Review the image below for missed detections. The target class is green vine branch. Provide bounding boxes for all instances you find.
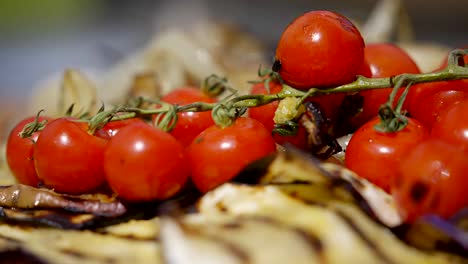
[21,49,468,137]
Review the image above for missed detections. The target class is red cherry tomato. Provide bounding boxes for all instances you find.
[392,139,468,222]
[350,43,420,129]
[34,118,107,194]
[95,118,146,140]
[104,122,189,201]
[274,10,365,89]
[345,118,428,192]
[407,80,468,116]
[157,87,216,147]
[248,82,308,149]
[411,90,468,129]
[6,115,52,186]
[187,117,277,193]
[431,99,468,152]
[248,82,283,131]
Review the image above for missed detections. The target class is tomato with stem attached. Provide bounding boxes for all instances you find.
[95,118,147,140]
[350,43,421,129]
[187,117,277,193]
[104,122,189,201]
[34,118,107,194]
[274,10,365,89]
[345,117,428,192]
[6,115,52,186]
[156,87,216,147]
[392,139,468,222]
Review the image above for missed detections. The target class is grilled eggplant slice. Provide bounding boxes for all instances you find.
[233,148,401,227]
[0,184,126,217]
[192,183,466,264]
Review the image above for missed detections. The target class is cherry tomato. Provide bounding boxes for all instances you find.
[157,87,216,147]
[104,122,189,201]
[345,118,428,192]
[350,43,421,129]
[248,81,308,149]
[95,118,146,140]
[34,118,107,194]
[187,117,277,193]
[274,10,365,89]
[407,80,468,117]
[6,115,52,186]
[431,99,468,152]
[248,82,283,131]
[410,89,468,129]
[393,139,468,222]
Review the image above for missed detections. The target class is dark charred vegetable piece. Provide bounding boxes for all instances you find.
[301,102,342,159]
[392,213,468,257]
[0,247,48,264]
[0,184,127,217]
[0,183,201,230]
[334,93,365,135]
[0,207,97,229]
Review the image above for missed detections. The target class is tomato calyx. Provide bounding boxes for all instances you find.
[19,110,49,139]
[250,65,284,94]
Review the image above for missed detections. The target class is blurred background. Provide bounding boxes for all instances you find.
[0,0,467,102]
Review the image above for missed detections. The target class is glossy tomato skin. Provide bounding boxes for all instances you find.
[345,118,428,192]
[275,10,365,89]
[34,118,107,194]
[95,118,146,140]
[407,80,468,117]
[104,122,189,202]
[393,139,468,222]
[411,90,468,129]
[248,82,308,149]
[6,116,52,186]
[431,99,468,152]
[159,87,216,147]
[351,44,420,129]
[187,117,277,193]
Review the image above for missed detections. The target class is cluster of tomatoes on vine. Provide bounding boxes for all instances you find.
[5,10,468,223]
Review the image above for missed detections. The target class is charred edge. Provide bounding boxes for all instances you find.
[95,230,159,242]
[0,211,92,230]
[0,247,49,264]
[335,210,395,264]
[0,233,22,244]
[334,93,364,136]
[156,189,203,216]
[59,248,116,264]
[232,153,277,184]
[208,235,251,264]
[222,222,243,229]
[391,223,468,257]
[293,228,326,263]
[176,220,251,264]
[336,180,385,226]
[248,216,327,262]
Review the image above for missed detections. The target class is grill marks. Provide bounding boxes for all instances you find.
[334,210,395,264]
[293,228,326,263]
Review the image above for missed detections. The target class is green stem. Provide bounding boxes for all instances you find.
[24,49,466,134]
